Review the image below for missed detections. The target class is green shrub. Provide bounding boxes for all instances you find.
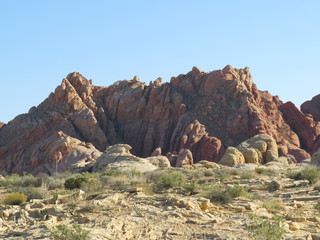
[285,167,320,184]
[50,223,91,240]
[284,169,300,179]
[239,170,255,179]
[207,184,247,204]
[245,214,285,240]
[183,182,199,195]
[255,168,277,176]
[151,170,185,192]
[262,199,285,213]
[203,169,215,177]
[64,172,96,190]
[17,174,42,187]
[229,184,247,198]
[207,185,233,204]
[4,192,27,205]
[214,169,231,182]
[15,187,50,200]
[299,167,320,184]
[101,169,122,176]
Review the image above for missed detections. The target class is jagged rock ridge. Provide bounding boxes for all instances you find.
[0,65,319,174]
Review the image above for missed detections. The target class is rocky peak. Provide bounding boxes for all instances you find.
[0,66,319,174]
[0,122,5,129]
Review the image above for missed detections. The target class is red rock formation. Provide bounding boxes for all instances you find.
[301,94,320,121]
[0,66,318,174]
[0,122,5,129]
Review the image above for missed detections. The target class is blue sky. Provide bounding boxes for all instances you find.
[1,1,319,123]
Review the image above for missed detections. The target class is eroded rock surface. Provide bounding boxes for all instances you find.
[0,66,319,174]
[92,144,169,173]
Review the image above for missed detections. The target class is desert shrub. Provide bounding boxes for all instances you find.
[285,167,320,184]
[64,172,96,190]
[255,168,277,176]
[229,184,247,198]
[214,169,231,182]
[299,167,320,184]
[207,184,247,204]
[101,169,122,177]
[245,214,285,240]
[16,174,42,187]
[0,174,20,187]
[262,199,285,213]
[150,169,185,192]
[239,170,255,179]
[183,182,199,195]
[4,192,27,205]
[203,169,215,177]
[207,185,233,204]
[50,223,91,240]
[314,201,320,211]
[186,169,205,180]
[284,169,300,179]
[15,187,50,200]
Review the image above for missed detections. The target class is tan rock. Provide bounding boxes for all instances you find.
[219,147,245,166]
[237,134,278,164]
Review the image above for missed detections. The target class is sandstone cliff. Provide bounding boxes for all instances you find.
[0,66,318,174]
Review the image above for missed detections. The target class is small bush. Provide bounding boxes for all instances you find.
[17,174,42,187]
[150,170,185,192]
[207,185,233,204]
[255,168,277,176]
[262,199,285,213]
[15,187,50,200]
[245,214,285,240]
[299,167,320,184]
[207,184,247,204]
[239,170,255,179]
[183,182,199,195]
[229,184,247,198]
[101,169,122,176]
[64,172,96,190]
[284,169,300,179]
[203,169,215,177]
[50,223,91,240]
[285,167,320,184]
[214,169,231,182]
[4,192,27,205]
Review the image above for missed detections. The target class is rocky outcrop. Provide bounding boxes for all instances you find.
[92,144,169,173]
[0,66,319,174]
[220,134,278,166]
[237,134,278,164]
[0,122,5,129]
[279,102,320,156]
[219,147,245,166]
[301,94,320,121]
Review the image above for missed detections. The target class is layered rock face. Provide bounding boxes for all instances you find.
[0,66,319,174]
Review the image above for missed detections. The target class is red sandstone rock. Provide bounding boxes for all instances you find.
[301,94,320,121]
[151,147,162,156]
[0,66,319,174]
[176,149,193,167]
[0,122,5,129]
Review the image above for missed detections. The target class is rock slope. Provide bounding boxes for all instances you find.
[0,66,319,174]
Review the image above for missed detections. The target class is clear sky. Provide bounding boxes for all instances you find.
[1,1,319,123]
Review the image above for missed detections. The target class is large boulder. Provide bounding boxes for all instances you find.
[92,144,164,173]
[237,134,278,164]
[219,147,245,166]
